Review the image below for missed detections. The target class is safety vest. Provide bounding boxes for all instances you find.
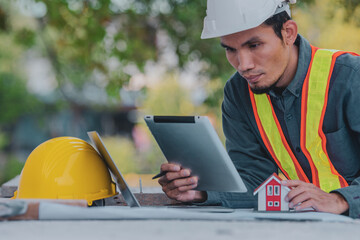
[249,46,359,192]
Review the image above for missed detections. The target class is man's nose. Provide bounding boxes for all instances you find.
[237,52,255,73]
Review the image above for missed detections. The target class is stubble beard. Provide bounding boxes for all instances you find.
[249,78,280,94]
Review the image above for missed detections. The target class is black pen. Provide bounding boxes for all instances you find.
[152,171,167,179]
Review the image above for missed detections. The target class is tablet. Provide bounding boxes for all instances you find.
[144,115,247,192]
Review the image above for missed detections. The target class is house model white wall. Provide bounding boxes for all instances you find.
[253,173,291,211]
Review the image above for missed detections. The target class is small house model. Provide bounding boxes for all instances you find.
[253,173,291,211]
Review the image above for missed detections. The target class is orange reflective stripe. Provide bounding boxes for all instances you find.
[249,87,309,182]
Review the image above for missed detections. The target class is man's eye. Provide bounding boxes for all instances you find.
[249,43,260,49]
[225,47,235,52]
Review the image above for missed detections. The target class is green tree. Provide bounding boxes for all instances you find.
[0,1,46,184]
[4,0,358,107]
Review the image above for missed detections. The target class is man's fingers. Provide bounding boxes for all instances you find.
[158,169,191,185]
[281,179,304,187]
[285,180,317,202]
[166,189,197,202]
[293,199,317,211]
[160,163,181,172]
[283,180,317,201]
[162,176,198,191]
[288,191,312,208]
[285,185,307,202]
[167,169,191,181]
[178,184,198,192]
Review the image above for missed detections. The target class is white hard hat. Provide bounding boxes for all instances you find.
[201,0,296,39]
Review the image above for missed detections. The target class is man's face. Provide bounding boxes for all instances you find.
[220,24,291,94]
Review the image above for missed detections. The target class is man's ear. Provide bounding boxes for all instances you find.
[282,20,298,46]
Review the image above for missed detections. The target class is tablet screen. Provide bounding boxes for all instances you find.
[144,116,247,192]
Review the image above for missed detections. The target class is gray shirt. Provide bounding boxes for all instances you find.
[205,35,360,218]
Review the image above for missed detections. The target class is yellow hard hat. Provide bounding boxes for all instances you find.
[13,137,117,206]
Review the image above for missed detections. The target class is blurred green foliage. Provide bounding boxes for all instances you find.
[0,156,24,184]
[102,136,139,173]
[295,0,360,52]
[142,75,201,115]
[0,73,40,124]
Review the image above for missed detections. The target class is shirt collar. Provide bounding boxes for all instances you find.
[268,34,312,98]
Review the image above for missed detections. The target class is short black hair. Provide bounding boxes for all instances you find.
[264,11,291,41]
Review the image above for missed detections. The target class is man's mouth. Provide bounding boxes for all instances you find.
[243,74,264,84]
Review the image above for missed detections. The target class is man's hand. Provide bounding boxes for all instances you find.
[281,180,349,214]
[158,163,207,203]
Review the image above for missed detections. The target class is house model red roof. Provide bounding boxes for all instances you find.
[253,173,290,195]
[253,173,293,211]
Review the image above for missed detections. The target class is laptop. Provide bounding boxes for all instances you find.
[88,131,141,207]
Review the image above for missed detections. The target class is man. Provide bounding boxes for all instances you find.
[158,0,360,218]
